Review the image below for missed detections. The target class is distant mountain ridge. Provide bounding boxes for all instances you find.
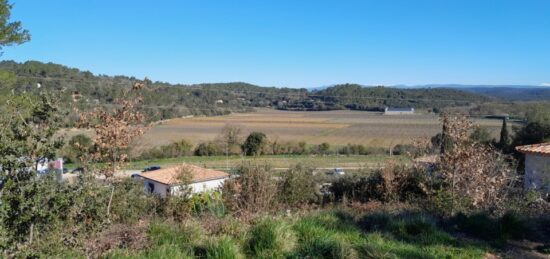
[311,84,550,102]
[395,84,548,89]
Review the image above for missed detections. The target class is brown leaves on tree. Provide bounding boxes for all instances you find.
[77,87,149,178]
[437,113,514,212]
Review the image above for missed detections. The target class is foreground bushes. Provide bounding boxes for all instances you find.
[331,165,429,203]
[4,170,545,258]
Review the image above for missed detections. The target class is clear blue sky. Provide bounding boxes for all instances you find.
[2,0,550,88]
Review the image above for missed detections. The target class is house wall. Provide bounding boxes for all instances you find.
[170,178,227,195]
[524,154,550,192]
[143,179,170,197]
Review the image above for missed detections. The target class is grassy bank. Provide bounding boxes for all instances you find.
[104,209,489,259]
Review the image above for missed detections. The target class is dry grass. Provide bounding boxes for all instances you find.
[135,109,511,149]
[62,109,513,151]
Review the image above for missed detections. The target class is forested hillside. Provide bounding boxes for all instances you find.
[462,87,550,101]
[305,84,488,111]
[0,60,489,123]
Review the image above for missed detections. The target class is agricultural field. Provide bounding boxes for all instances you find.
[124,154,407,171]
[135,108,514,150]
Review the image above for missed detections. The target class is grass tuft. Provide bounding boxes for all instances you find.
[246,218,296,258]
[204,236,244,259]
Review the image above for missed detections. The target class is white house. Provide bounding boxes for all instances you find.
[384,107,415,115]
[139,164,230,197]
[516,143,550,192]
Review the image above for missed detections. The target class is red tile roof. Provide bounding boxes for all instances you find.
[515,143,550,157]
[140,164,229,185]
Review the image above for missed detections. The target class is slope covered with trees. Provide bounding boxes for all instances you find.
[0,61,490,124]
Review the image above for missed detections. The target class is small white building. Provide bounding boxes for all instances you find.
[516,143,550,192]
[139,164,229,197]
[384,107,415,115]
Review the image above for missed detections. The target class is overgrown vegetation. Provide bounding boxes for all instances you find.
[3,92,550,258]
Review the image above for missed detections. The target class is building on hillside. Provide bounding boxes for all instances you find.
[139,164,229,197]
[516,143,550,192]
[384,107,415,115]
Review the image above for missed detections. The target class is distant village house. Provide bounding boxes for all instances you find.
[384,107,415,115]
[139,164,229,197]
[516,143,550,192]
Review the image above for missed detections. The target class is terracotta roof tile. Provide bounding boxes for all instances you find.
[140,164,229,185]
[516,143,550,157]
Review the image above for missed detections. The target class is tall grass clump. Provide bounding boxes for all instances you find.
[359,212,454,246]
[204,236,244,259]
[147,221,205,255]
[292,211,366,259]
[246,218,296,258]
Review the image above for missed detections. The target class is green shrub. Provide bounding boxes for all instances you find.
[154,195,192,221]
[139,139,193,160]
[188,191,226,217]
[242,132,267,156]
[62,134,93,164]
[246,219,295,258]
[330,165,428,203]
[195,142,223,156]
[310,142,331,155]
[110,179,157,224]
[391,144,418,156]
[278,163,318,206]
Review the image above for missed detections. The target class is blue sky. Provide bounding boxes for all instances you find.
[2,0,550,88]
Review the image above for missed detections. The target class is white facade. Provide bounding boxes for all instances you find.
[144,178,227,198]
[384,107,415,115]
[524,154,550,192]
[143,179,170,197]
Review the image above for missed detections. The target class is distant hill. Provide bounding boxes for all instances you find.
[0,60,491,123]
[459,87,550,101]
[393,84,550,101]
[282,84,489,111]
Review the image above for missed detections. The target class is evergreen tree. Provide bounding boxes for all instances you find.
[499,118,509,149]
[0,0,30,52]
[242,132,267,156]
